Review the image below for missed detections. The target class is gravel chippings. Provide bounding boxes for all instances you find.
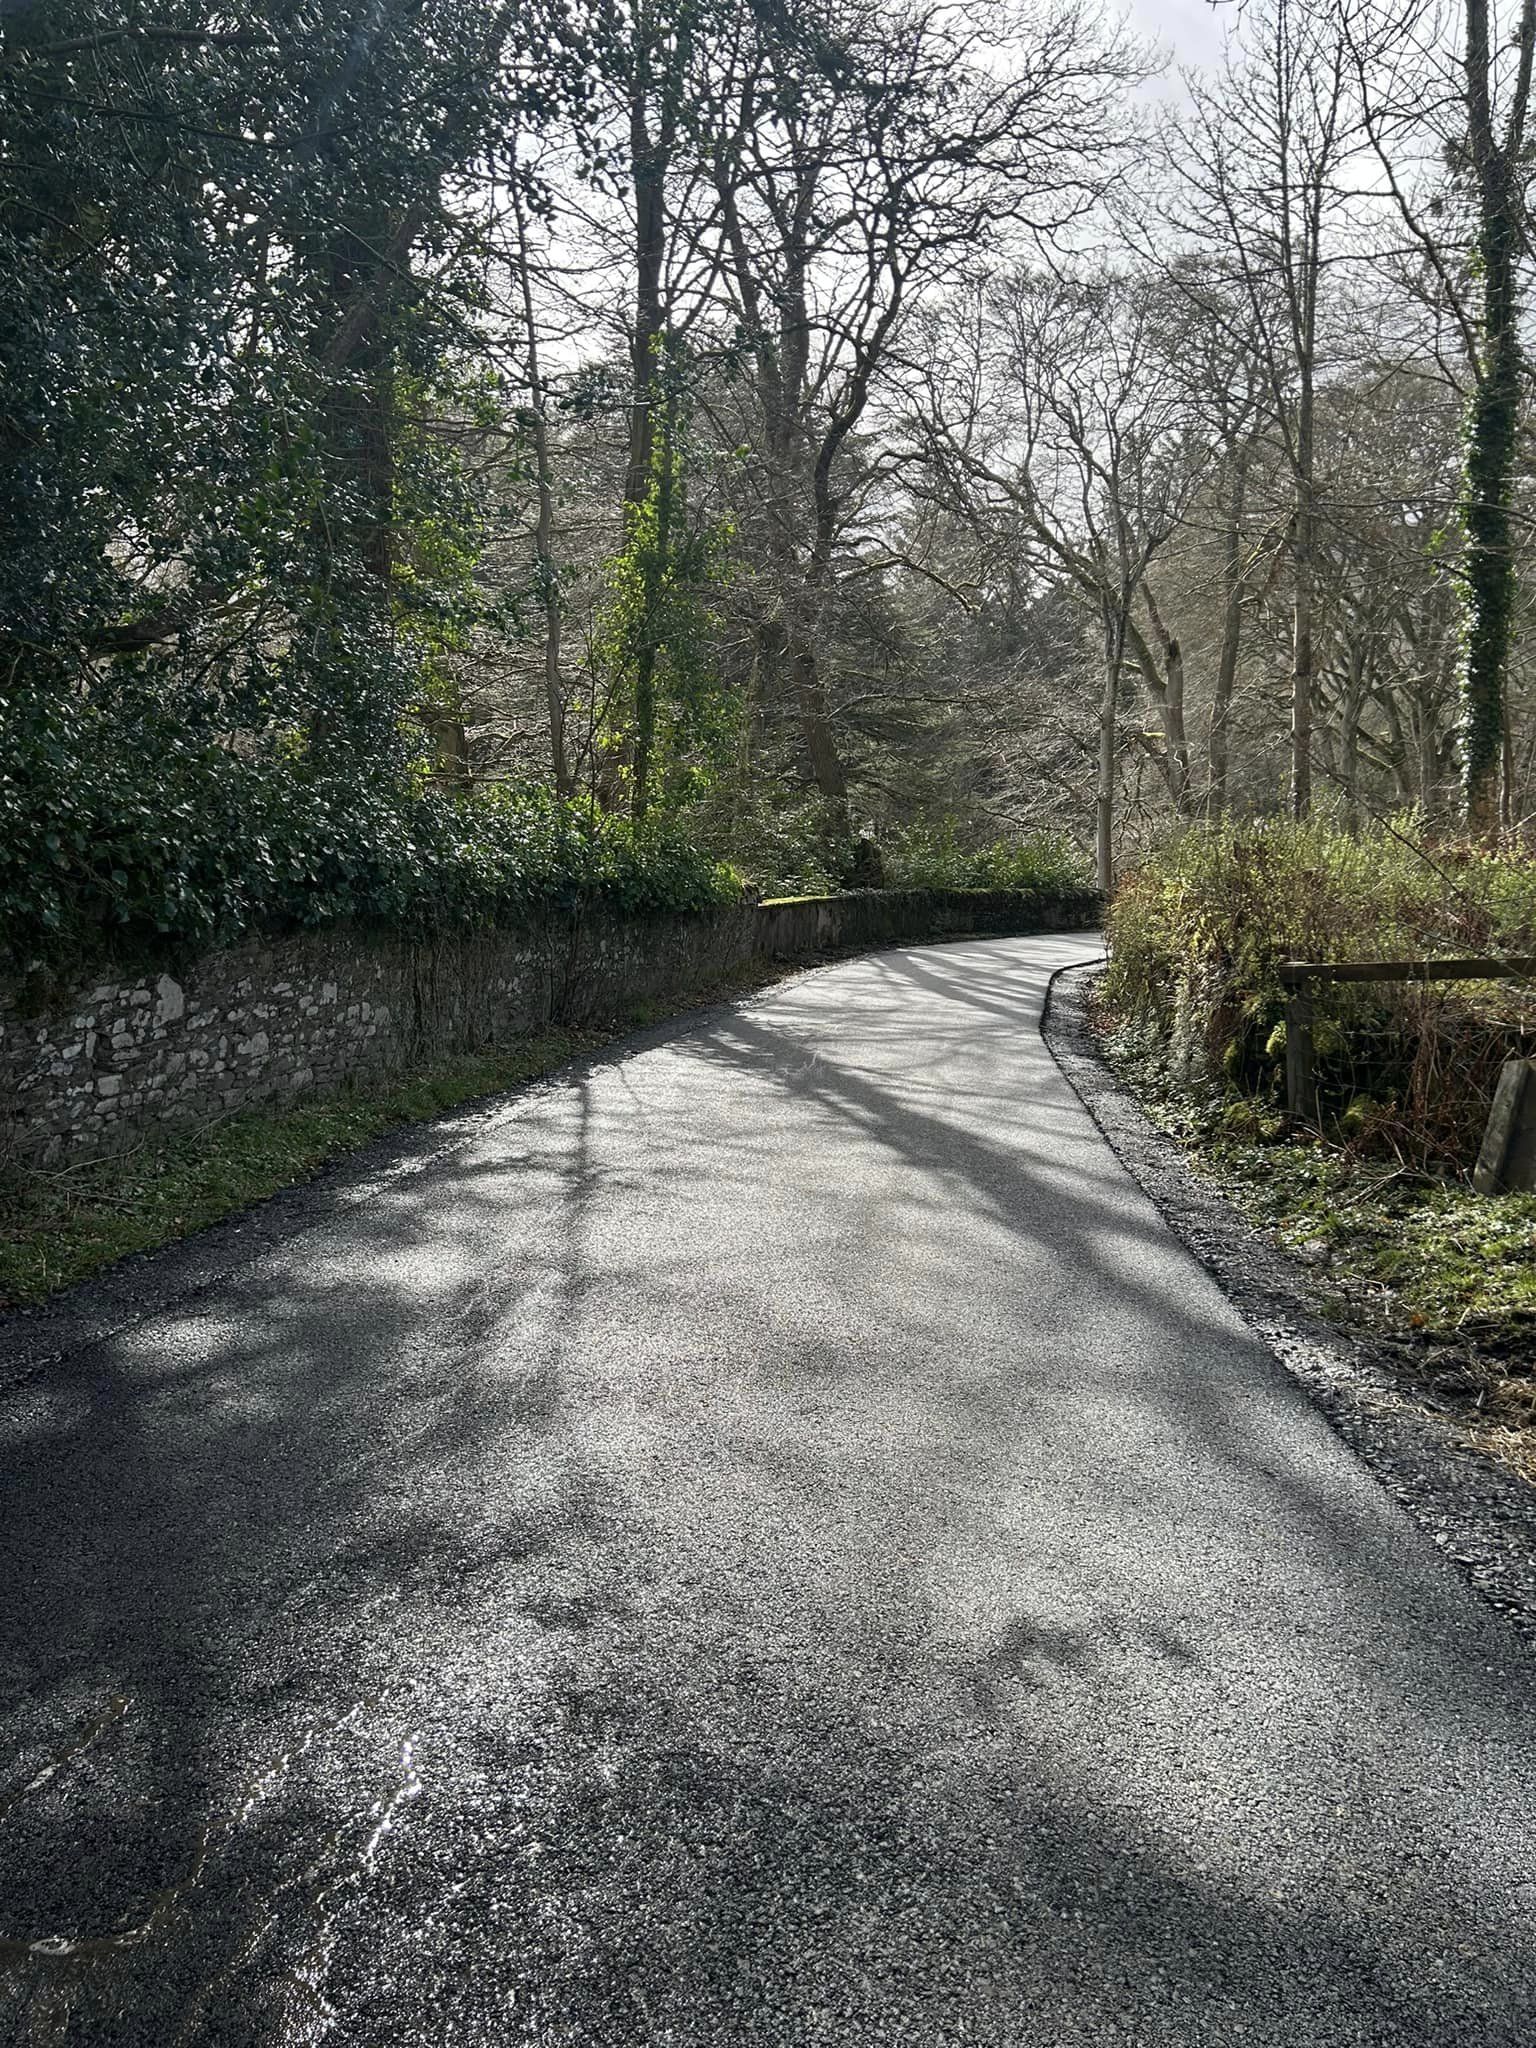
[1045,958,1536,1653]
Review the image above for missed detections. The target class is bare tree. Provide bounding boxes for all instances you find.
[1155,0,1364,819]
[907,268,1204,886]
[704,0,1137,834]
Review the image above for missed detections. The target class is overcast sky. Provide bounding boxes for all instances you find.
[1130,0,1232,75]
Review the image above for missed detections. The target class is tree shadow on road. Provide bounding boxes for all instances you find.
[0,936,1531,2044]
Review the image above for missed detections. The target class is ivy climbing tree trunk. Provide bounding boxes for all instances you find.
[629,397,678,828]
[618,3,689,828]
[1459,0,1534,834]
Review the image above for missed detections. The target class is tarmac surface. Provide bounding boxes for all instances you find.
[0,931,1533,2045]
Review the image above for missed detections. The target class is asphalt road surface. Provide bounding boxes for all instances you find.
[2,933,1533,2047]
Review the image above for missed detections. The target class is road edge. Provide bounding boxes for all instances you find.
[1042,957,1536,1656]
[0,934,1013,1386]
[0,954,848,1387]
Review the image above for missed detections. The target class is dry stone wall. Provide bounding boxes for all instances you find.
[0,887,1098,1169]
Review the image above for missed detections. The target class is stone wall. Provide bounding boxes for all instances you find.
[0,887,1099,1169]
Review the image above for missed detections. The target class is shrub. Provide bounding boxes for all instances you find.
[0,684,740,976]
[1101,818,1536,1168]
[685,785,843,899]
[882,820,1088,894]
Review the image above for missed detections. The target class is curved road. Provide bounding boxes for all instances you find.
[1,933,1533,2045]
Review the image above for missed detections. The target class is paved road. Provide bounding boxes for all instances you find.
[1,933,1533,2046]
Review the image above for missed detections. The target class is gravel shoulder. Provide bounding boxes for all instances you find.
[1044,958,1536,1651]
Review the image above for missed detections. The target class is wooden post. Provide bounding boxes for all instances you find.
[1282,968,1316,1126]
[1272,956,1536,1137]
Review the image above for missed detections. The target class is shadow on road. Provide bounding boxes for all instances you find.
[0,938,1530,2043]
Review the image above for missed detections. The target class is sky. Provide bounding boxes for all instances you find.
[1129,0,1233,74]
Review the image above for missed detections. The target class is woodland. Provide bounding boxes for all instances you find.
[3,0,1536,967]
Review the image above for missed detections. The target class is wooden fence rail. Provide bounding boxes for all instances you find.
[1278,957,1536,1124]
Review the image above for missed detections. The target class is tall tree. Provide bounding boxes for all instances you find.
[908,268,1201,887]
[1347,0,1536,829]
[706,0,1136,840]
[1157,0,1362,819]
[1448,0,1532,828]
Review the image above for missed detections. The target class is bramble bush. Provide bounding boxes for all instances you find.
[1101,819,1536,1167]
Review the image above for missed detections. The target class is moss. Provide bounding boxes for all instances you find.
[1200,1140,1536,1339]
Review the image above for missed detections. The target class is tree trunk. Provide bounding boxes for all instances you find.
[793,440,850,821]
[1502,685,1516,831]
[630,399,676,828]
[326,229,394,591]
[1096,681,1116,894]
[1138,581,1192,812]
[1377,688,1415,805]
[716,142,822,804]
[537,476,569,799]
[1419,715,1440,817]
[1291,452,1315,821]
[621,37,678,830]
[1459,0,1530,833]
[1289,145,1325,824]
[1340,678,1365,829]
[511,165,569,795]
[1097,600,1126,895]
[1164,636,1192,811]
[1208,454,1247,820]
[1461,296,1520,832]
[308,215,397,767]
[626,62,667,512]
[432,713,471,790]
[795,645,849,807]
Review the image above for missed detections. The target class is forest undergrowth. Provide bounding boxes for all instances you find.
[1097,819,1536,1481]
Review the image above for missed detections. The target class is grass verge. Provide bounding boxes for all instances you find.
[0,1032,599,1310]
[0,957,806,1312]
[1097,1012,1536,1483]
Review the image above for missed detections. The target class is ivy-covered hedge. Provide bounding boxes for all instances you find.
[1,691,740,976]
